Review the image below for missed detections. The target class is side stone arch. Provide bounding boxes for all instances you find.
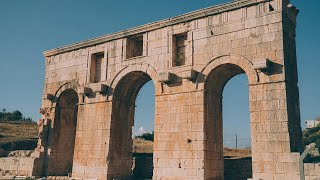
[47,87,79,176]
[38,81,80,176]
[106,64,158,179]
[34,82,80,177]
[196,54,258,90]
[200,53,301,179]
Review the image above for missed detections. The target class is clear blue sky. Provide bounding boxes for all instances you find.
[0,0,318,147]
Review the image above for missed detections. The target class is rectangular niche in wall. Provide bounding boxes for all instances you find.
[126,34,143,59]
[173,32,188,67]
[90,52,104,83]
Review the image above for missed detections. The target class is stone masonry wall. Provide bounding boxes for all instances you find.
[72,101,112,179]
[304,163,320,180]
[0,157,35,177]
[30,0,320,179]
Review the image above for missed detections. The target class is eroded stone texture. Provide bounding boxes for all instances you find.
[24,0,320,179]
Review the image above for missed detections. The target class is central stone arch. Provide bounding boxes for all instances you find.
[107,68,158,179]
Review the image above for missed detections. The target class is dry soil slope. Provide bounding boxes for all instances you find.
[0,120,38,151]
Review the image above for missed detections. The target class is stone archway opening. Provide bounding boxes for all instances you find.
[204,63,253,180]
[48,89,78,176]
[132,81,155,179]
[222,74,252,179]
[108,71,155,179]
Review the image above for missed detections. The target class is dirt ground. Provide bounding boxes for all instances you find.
[133,138,154,153]
[133,139,253,180]
[133,139,251,156]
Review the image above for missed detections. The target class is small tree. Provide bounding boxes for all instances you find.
[136,131,154,141]
[13,110,22,120]
[0,109,31,121]
[6,110,23,121]
[0,108,6,119]
[303,123,320,150]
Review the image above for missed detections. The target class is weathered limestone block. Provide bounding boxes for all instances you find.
[157,72,174,83]
[180,69,198,81]
[253,58,271,71]
[0,157,35,177]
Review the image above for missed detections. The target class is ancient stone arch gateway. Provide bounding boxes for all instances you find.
[31,0,317,179]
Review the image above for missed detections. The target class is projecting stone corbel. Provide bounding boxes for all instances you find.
[157,72,174,84]
[45,94,55,101]
[78,84,108,97]
[181,69,198,81]
[89,83,108,94]
[253,58,271,73]
[78,87,91,96]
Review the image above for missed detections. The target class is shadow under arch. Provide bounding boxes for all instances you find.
[203,63,253,180]
[46,88,79,176]
[107,71,155,179]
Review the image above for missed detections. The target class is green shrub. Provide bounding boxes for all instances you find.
[303,124,320,149]
[135,131,154,141]
[302,123,320,163]
[0,108,32,122]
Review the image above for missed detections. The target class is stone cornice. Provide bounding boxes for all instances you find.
[43,0,270,57]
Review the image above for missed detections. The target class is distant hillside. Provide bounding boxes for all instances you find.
[0,120,38,152]
[133,138,153,153]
